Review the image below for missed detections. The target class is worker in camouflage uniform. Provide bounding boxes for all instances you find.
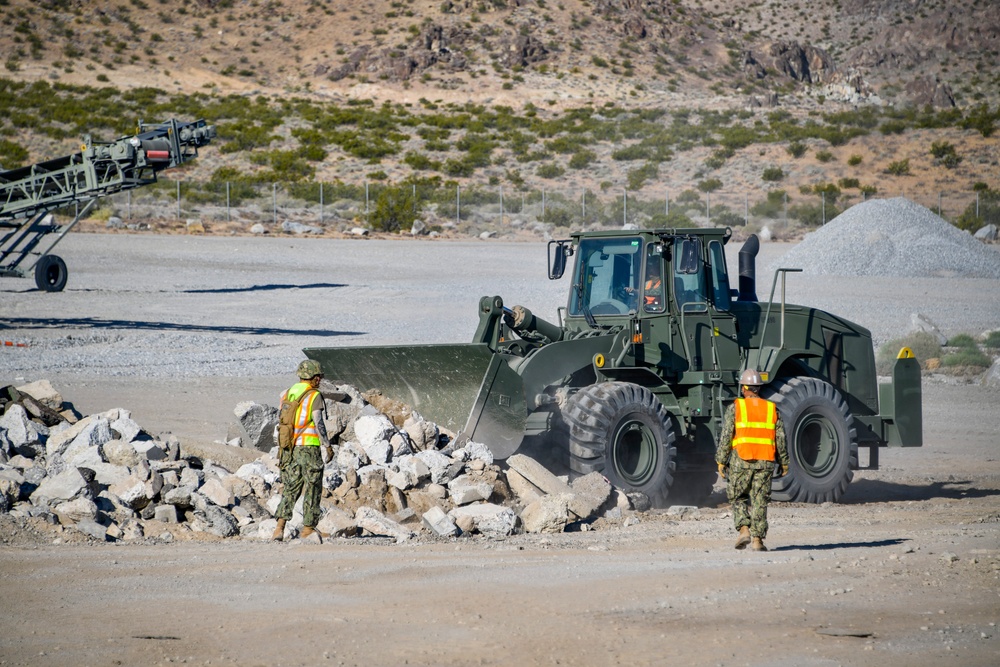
[272,359,334,543]
[716,369,789,552]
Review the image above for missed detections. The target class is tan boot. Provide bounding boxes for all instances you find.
[299,526,326,543]
[735,525,751,550]
[751,536,767,552]
[271,518,286,541]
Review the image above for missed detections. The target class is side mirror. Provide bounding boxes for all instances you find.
[548,240,573,279]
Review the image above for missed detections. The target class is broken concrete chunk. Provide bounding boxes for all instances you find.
[200,477,235,508]
[447,474,494,505]
[31,467,87,505]
[54,496,98,524]
[403,419,438,451]
[15,379,63,410]
[354,506,414,543]
[163,486,194,509]
[422,505,459,538]
[109,473,151,510]
[74,519,109,541]
[449,503,517,538]
[505,468,544,505]
[154,504,179,524]
[102,439,141,468]
[132,440,167,461]
[568,472,613,519]
[507,454,573,497]
[354,414,396,449]
[316,506,359,538]
[0,404,44,456]
[461,441,495,465]
[521,494,572,534]
[233,401,279,451]
[110,416,142,444]
[235,460,280,486]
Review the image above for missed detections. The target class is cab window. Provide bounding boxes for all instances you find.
[673,238,706,310]
[708,240,732,311]
[569,237,642,316]
[642,244,665,313]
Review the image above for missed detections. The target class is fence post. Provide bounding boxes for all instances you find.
[365,182,370,220]
[783,192,787,224]
[226,182,230,222]
[272,183,277,225]
[937,192,941,217]
[977,192,980,218]
[542,189,546,222]
[127,190,131,221]
[320,182,324,224]
[582,189,586,222]
[412,184,417,217]
[177,180,181,220]
[456,184,460,224]
[665,191,669,216]
[499,186,504,225]
[744,192,749,226]
[705,194,710,223]
[623,189,627,226]
[822,191,826,224]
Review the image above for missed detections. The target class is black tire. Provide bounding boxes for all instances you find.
[563,382,677,508]
[34,255,68,292]
[764,377,858,503]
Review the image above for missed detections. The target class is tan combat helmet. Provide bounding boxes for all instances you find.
[739,368,763,387]
[297,359,323,380]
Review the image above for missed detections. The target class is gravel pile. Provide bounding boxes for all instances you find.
[768,197,1000,279]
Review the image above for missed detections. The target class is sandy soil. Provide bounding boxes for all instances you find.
[1,234,998,666]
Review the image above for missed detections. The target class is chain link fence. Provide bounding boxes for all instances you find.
[86,179,993,235]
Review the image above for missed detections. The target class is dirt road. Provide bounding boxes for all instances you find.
[1,234,998,666]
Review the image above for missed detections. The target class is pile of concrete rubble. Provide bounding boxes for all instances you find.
[0,380,632,544]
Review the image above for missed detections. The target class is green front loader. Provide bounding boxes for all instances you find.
[306,229,922,507]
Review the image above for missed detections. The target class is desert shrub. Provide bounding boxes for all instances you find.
[646,209,695,228]
[697,178,722,193]
[941,347,991,369]
[885,159,910,176]
[0,139,29,168]
[955,187,1000,233]
[370,185,420,232]
[815,150,834,163]
[403,151,439,171]
[751,190,786,218]
[611,144,652,161]
[983,331,1000,348]
[838,177,860,189]
[786,142,807,158]
[960,102,997,138]
[847,154,863,166]
[946,333,978,349]
[879,119,907,135]
[626,162,658,190]
[568,149,596,169]
[860,184,878,196]
[761,166,784,182]
[812,183,841,203]
[788,202,839,227]
[536,162,565,179]
[876,331,942,374]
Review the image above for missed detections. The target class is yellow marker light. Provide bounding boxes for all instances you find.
[897,347,915,359]
[632,333,643,344]
[594,353,605,368]
[760,372,769,382]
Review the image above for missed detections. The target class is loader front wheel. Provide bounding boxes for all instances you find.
[34,255,68,292]
[764,377,858,504]
[563,382,676,508]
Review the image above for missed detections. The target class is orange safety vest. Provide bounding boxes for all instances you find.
[732,396,778,461]
[644,277,662,305]
[282,383,321,447]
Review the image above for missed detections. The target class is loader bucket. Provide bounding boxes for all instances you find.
[303,343,529,458]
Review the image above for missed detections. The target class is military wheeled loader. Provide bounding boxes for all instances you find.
[306,228,922,507]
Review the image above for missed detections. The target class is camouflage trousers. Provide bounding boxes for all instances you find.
[276,446,323,528]
[727,462,775,539]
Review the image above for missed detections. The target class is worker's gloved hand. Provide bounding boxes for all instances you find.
[717,463,727,479]
[324,445,334,464]
[781,464,789,477]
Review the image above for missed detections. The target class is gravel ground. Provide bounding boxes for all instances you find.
[1,231,998,666]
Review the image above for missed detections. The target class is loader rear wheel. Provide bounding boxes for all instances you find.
[34,255,67,292]
[563,382,676,508]
[764,377,858,504]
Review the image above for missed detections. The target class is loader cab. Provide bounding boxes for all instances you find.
[568,236,643,317]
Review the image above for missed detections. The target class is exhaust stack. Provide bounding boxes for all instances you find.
[738,234,759,302]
